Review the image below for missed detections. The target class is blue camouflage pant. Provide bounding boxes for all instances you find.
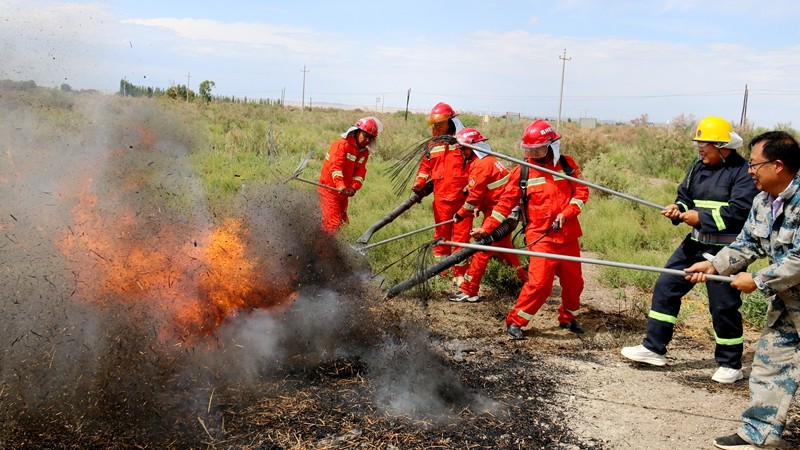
[739,311,800,445]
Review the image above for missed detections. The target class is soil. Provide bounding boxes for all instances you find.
[396,253,800,449]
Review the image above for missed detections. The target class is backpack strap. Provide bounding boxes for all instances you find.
[559,154,575,176]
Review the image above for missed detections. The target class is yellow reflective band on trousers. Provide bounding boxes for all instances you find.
[715,332,744,346]
[648,310,677,324]
[693,199,730,231]
[517,310,535,320]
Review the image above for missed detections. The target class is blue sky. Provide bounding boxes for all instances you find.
[2,0,800,127]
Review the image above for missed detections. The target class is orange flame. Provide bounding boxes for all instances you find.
[57,132,296,342]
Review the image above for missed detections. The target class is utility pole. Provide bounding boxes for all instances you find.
[186,72,191,102]
[405,88,411,122]
[740,84,749,128]
[556,49,571,131]
[301,64,309,110]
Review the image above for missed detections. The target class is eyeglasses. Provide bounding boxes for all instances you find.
[748,160,775,170]
[693,141,719,149]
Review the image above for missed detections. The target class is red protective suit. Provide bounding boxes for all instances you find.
[318,134,369,234]
[456,153,522,293]
[414,138,470,272]
[482,153,589,327]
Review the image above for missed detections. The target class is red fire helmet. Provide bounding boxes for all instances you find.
[456,127,488,146]
[427,102,457,125]
[355,116,382,137]
[521,119,561,149]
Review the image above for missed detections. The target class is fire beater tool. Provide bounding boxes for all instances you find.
[439,240,736,283]
[385,212,520,298]
[281,150,343,193]
[352,219,455,255]
[355,181,434,244]
[459,142,666,211]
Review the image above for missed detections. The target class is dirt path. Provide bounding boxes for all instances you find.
[393,255,798,449]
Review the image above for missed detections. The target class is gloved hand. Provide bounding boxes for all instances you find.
[411,179,426,193]
[453,212,464,223]
[341,187,356,197]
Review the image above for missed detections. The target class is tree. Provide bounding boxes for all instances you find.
[199,80,215,104]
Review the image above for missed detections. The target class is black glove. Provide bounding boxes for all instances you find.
[453,213,464,223]
[551,220,560,232]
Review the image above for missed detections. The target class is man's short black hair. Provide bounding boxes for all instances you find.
[750,131,800,174]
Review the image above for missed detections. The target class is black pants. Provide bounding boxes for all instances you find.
[643,236,744,369]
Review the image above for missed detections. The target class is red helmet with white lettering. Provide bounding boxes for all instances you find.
[355,116,382,137]
[456,127,488,146]
[427,102,457,125]
[521,119,561,149]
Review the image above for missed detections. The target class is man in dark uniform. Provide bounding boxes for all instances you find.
[622,116,759,384]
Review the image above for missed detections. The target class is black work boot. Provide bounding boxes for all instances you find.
[560,319,585,334]
[507,324,524,340]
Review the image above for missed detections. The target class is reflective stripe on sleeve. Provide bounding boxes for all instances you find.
[488,174,510,190]
[491,211,507,223]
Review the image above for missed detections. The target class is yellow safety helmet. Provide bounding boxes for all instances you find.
[693,116,732,143]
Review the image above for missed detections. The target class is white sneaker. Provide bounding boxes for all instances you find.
[621,344,667,366]
[448,291,479,303]
[712,367,743,384]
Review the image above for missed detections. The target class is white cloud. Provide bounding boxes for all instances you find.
[123,18,350,58]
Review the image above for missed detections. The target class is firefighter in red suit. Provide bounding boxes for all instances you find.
[472,120,589,339]
[411,102,470,282]
[318,117,382,234]
[448,127,526,302]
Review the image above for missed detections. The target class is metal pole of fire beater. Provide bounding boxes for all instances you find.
[459,142,666,211]
[356,219,455,251]
[440,241,735,283]
[288,176,343,193]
